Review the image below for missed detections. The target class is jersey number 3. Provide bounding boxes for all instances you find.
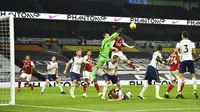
[184,45,189,53]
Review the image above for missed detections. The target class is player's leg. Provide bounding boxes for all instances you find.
[176,61,186,99]
[93,78,102,96]
[102,74,110,99]
[164,71,177,98]
[26,75,34,91]
[69,72,78,98]
[188,61,198,99]
[41,75,50,94]
[55,76,66,94]
[91,56,108,81]
[138,66,151,99]
[82,71,89,97]
[112,76,121,90]
[16,75,23,93]
[154,69,163,99]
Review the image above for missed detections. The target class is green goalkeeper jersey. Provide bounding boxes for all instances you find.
[100,32,120,58]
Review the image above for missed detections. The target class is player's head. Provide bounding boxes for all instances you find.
[25,54,30,60]
[87,50,92,56]
[76,51,82,57]
[108,88,117,99]
[112,55,119,63]
[157,45,162,51]
[103,33,110,38]
[51,56,56,62]
[181,31,189,39]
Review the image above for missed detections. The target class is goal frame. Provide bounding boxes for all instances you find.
[0,15,15,105]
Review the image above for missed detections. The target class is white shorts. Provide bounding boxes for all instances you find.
[83,71,91,79]
[169,70,179,81]
[20,73,32,81]
[111,51,127,61]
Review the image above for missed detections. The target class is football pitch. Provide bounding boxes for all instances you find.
[0,85,200,112]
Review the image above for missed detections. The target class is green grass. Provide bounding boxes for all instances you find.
[0,85,200,112]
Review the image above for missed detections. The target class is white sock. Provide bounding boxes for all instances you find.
[155,82,161,97]
[192,77,197,93]
[177,78,182,93]
[70,83,76,94]
[41,83,47,92]
[126,92,131,98]
[118,85,122,90]
[139,81,149,96]
[102,84,108,97]
[58,83,64,92]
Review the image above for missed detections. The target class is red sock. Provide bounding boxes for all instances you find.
[128,62,136,69]
[83,83,87,93]
[94,83,100,93]
[180,82,185,92]
[18,82,21,88]
[167,84,174,93]
[29,83,34,90]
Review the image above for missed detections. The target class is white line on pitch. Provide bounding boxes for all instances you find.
[16,104,106,112]
[116,108,200,112]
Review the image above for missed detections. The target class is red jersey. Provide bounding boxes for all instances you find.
[83,55,92,72]
[23,60,34,74]
[169,53,179,71]
[113,37,123,51]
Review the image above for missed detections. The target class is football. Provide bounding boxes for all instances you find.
[130,23,136,30]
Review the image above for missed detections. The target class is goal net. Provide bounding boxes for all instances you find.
[0,16,15,105]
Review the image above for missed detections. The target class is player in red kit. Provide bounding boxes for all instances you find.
[110,36,141,72]
[16,55,35,93]
[164,51,184,99]
[82,51,102,97]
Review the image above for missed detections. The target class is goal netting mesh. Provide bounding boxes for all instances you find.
[0,16,15,105]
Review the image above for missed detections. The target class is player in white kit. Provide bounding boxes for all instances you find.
[41,56,65,95]
[138,45,165,100]
[64,51,84,98]
[175,31,198,99]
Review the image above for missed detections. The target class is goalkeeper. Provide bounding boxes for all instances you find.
[91,28,123,81]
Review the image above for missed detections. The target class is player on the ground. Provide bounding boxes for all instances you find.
[138,45,165,100]
[16,55,35,93]
[41,56,66,95]
[175,31,198,99]
[101,55,121,100]
[164,50,184,98]
[91,28,123,81]
[107,88,132,101]
[110,36,141,72]
[82,50,102,97]
[64,51,84,98]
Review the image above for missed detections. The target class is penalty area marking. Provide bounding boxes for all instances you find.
[16,104,105,112]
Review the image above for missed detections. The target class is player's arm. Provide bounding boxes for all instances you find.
[156,54,165,64]
[30,61,35,69]
[192,43,200,61]
[107,96,122,101]
[102,62,111,75]
[114,64,118,76]
[110,40,118,51]
[104,28,123,42]
[122,39,134,48]
[63,59,73,74]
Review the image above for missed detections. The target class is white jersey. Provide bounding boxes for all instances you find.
[47,61,58,74]
[149,51,162,68]
[69,56,84,74]
[176,39,195,62]
[102,60,118,75]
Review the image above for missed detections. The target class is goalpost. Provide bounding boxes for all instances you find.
[0,16,15,105]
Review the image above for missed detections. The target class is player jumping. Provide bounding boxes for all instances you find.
[101,55,121,100]
[175,31,198,99]
[16,55,35,93]
[90,28,123,81]
[64,51,84,98]
[164,50,184,98]
[107,88,132,101]
[138,45,165,100]
[110,36,141,72]
[41,56,66,95]
[82,50,101,97]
